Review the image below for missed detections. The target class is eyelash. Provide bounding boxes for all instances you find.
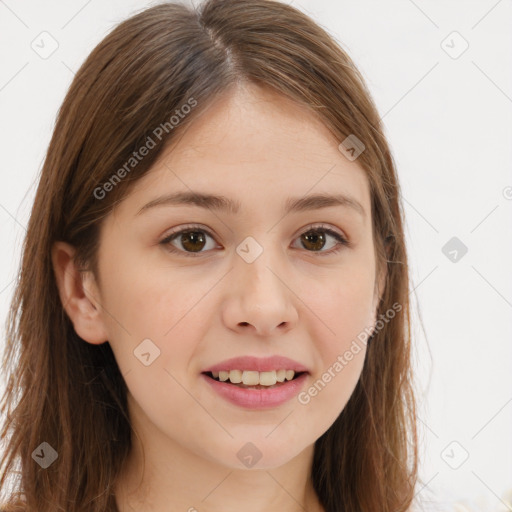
[160,223,351,257]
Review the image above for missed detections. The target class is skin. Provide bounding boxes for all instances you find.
[52,81,386,512]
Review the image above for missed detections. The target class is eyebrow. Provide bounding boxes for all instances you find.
[135,191,366,218]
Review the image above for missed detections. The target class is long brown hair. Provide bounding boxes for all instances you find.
[0,1,418,510]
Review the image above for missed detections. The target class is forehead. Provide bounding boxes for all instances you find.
[116,82,371,220]
[167,82,359,167]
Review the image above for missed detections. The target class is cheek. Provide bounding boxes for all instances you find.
[101,243,205,330]
[100,264,206,430]
[97,253,208,375]
[307,262,377,347]
[297,265,375,413]
[298,342,366,436]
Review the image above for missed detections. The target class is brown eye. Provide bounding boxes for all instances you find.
[178,230,208,252]
[160,223,349,257]
[161,227,217,256]
[300,229,327,251]
[293,225,349,255]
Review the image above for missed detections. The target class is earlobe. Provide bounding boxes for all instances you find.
[51,241,108,345]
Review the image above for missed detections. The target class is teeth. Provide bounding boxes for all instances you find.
[276,369,286,382]
[242,371,261,386]
[228,369,242,383]
[259,371,278,386]
[213,369,297,386]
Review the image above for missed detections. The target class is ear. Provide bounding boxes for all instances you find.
[375,261,387,307]
[371,241,390,321]
[51,241,108,345]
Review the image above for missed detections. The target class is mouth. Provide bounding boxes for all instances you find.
[202,370,308,390]
[200,370,310,409]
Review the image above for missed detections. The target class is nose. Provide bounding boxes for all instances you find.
[221,245,299,337]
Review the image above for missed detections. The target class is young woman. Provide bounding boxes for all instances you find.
[0,1,418,511]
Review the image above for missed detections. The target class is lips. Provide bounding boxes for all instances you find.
[201,355,310,374]
[201,371,309,409]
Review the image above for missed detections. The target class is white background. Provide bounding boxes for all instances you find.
[1,1,511,510]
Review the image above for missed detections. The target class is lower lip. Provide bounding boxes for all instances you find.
[201,372,309,410]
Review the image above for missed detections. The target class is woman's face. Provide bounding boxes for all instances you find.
[85,83,384,469]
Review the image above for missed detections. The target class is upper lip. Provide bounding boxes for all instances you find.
[202,355,310,374]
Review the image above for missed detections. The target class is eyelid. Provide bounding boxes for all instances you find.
[161,223,216,244]
[160,222,351,256]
